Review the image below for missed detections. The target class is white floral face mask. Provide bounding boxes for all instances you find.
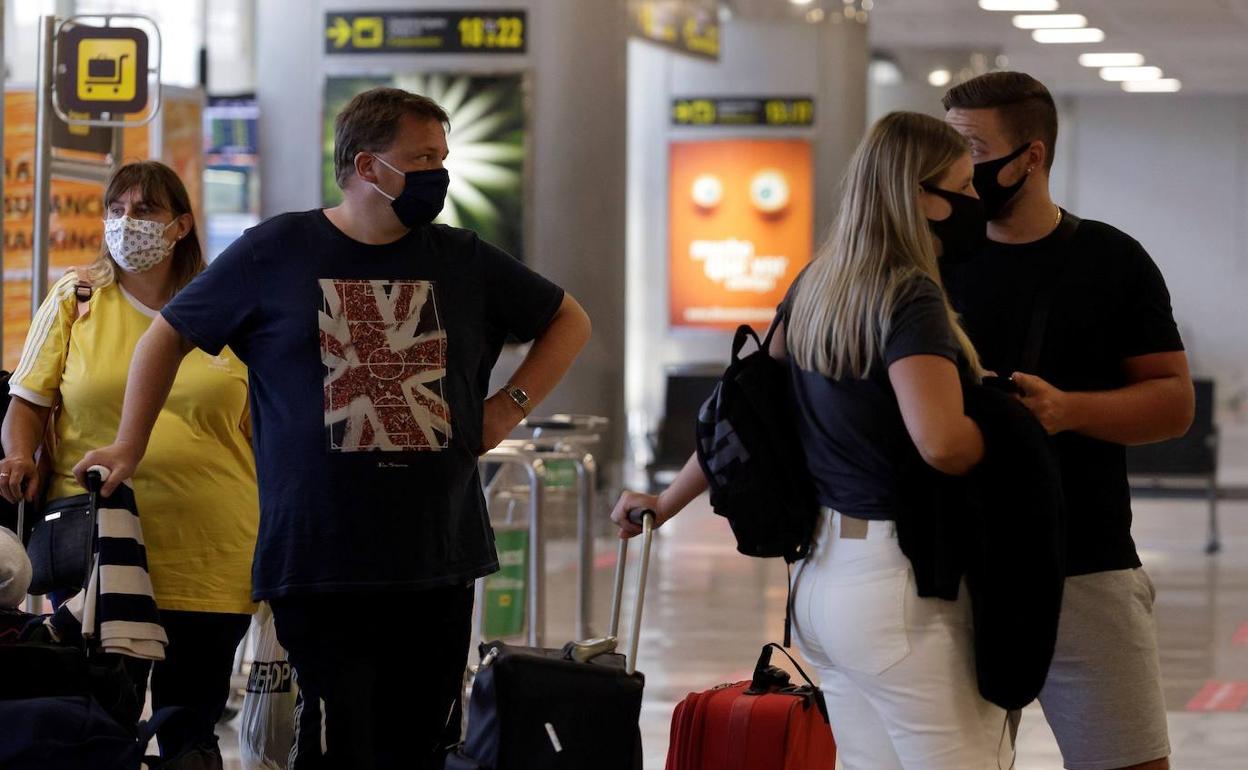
[103,216,176,273]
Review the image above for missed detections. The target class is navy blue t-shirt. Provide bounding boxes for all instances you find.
[781,276,963,520]
[162,210,564,599]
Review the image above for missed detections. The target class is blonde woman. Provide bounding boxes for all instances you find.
[612,112,1008,769]
[0,161,258,762]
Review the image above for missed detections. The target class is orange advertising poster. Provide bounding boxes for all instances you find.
[668,138,813,330]
[159,94,204,221]
[4,91,110,370]
[2,88,201,370]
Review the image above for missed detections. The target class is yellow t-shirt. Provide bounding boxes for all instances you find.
[11,273,258,614]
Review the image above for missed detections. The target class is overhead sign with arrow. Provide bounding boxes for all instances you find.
[324,10,527,54]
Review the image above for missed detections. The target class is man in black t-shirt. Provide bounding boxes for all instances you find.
[942,73,1192,770]
[77,88,592,768]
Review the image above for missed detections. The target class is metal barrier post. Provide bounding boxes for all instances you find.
[514,416,608,643]
[479,448,547,647]
[32,16,56,315]
[509,440,598,641]
[573,452,597,640]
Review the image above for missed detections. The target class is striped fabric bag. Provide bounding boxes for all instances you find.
[47,478,167,661]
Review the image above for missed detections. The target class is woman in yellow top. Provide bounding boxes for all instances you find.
[0,161,258,762]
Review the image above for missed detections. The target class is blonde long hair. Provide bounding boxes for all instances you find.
[787,111,983,379]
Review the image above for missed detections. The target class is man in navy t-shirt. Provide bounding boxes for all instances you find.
[77,87,592,768]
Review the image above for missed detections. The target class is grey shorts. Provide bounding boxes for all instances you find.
[1036,568,1170,770]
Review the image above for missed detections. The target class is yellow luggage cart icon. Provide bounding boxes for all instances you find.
[84,53,129,94]
[59,25,149,114]
[75,38,138,103]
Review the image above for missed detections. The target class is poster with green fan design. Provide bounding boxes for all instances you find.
[323,73,527,260]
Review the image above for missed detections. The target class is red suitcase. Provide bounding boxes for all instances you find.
[666,644,836,770]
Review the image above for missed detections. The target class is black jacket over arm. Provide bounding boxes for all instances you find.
[895,384,1066,710]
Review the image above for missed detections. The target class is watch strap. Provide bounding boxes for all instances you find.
[503,384,531,417]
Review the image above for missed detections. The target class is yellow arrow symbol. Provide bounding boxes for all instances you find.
[327,16,352,48]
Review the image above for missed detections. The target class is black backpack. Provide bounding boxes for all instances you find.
[695,324,819,641]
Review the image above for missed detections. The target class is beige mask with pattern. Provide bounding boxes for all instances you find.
[104,216,176,273]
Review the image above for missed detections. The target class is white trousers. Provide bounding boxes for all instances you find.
[790,510,1013,770]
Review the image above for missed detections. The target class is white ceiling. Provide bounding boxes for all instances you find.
[865,0,1248,95]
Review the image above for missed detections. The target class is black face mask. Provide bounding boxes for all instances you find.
[923,185,987,264]
[972,142,1031,220]
[371,156,450,228]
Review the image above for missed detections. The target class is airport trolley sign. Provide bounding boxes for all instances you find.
[56,24,150,115]
[324,10,527,54]
[672,97,815,128]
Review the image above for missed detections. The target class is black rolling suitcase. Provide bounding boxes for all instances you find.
[446,510,656,770]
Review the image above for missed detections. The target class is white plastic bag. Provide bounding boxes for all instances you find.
[239,602,298,770]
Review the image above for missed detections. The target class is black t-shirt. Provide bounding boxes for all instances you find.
[162,211,565,599]
[781,277,963,521]
[944,212,1184,576]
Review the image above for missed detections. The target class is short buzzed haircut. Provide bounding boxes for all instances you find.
[333,87,450,188]
[942,72,1058,170]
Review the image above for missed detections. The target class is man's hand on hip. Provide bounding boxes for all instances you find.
[479,392,524,455]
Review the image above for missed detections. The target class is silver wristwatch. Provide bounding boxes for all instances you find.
[502,384,532,417]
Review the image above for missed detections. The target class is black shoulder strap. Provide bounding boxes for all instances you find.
[1019,211,1081,374]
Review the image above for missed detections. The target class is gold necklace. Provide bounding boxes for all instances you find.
[1053,205,1063,227]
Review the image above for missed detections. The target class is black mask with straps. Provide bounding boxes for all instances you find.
[972,142,1032,220]
[369,154,450,228]
[922,184,987,265]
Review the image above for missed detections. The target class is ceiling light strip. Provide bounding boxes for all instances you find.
[1012,14,1087,29]
[1032,27,1105,43]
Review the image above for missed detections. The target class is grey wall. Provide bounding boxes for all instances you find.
[256,0,629,462]
[867,49,998,124]
[1050,94,1248,409]
[624,19,868,463]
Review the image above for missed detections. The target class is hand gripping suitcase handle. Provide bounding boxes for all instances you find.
[84,465,109,494]
[608,508,655,675]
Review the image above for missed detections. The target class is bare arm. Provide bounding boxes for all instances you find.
[890,355,984,476]
[73,315,194,495]
[611,453,709,538]
[1011,351,1193,445]
[0,397,52,503]
[504,293,592,411]
[480,293,592,453]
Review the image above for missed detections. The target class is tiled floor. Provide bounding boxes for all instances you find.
[216,424,1248,769]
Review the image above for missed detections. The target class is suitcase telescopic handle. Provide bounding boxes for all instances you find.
[608,508,655,675]
[84,465,110,494]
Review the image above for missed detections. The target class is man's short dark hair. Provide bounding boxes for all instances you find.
[334,87,450,188]
[942,72,1058,171]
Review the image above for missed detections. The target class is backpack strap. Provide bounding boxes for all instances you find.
[138,705,197,764]
[731,319,782,365]
[67,267,94,322]
[784,564,793,648]
[39,268,94,463]
[732,325,763,363]
[1018,211,1081,374]
[754,643,831,723]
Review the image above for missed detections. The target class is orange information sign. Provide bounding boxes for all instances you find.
[668,139,813,330]
[3,88,202,369]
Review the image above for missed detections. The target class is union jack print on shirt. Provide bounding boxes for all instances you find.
[319,279,452,452]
